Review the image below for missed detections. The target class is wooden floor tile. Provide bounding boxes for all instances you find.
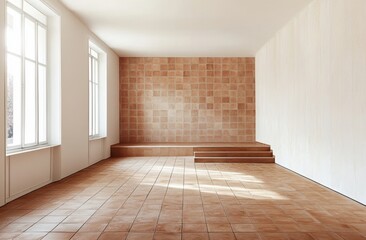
[0,156,364,239]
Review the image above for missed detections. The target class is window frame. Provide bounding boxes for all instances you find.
[88,41,107,140]
[5,0,49,152]
[88,45,100,138]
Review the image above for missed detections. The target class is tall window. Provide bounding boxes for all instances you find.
[6,0,48,151]
[89,46,100,138]
[88,42,106,139]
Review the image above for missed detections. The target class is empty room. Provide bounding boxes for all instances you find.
[0,0,365,239]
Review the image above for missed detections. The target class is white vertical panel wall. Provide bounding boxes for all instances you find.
[256,0,366,204]
[7,149,52,201]
[0,0,120,205]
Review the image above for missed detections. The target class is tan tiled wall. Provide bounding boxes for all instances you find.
[119,57,255,143]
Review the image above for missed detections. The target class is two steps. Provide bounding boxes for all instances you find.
[110,142,275,163]
[194,146,275,163]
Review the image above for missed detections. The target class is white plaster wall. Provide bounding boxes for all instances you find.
[105,50,120,158]
[256,0,366,204]
[59,4,90,177]
[89,139,105,165]
[0,0,119,205]
[50,0,120,179]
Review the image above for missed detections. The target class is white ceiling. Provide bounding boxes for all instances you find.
[58,0,311,57]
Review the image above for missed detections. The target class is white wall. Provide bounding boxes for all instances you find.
[256,0,366,204]
[58,4,90,178]
[0,0,120,205]
[6,148,52,202]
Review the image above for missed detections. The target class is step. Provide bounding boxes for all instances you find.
[193,146,270,152]
[194,156,275,163]
[110,142,273,158]
[194,151,273,157]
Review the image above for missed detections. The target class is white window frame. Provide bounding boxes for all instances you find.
[88,41,107,139]
[6,0,49,152]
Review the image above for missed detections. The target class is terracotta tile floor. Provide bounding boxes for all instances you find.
[0,157,365,240]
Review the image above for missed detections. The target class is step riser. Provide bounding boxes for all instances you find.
[194,152,273,157]
[193,147,270,152]
[195,158,275,163]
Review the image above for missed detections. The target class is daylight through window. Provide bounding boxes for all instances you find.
[6,0,48,150]
[89,46,100,137]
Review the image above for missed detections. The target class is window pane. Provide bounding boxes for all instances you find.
[89,46,103,138]
[6,0,50,151]
[95,82,99,135]
[6,7,21,55]
[89,81,93,136]
[93,82,97,135]
[24,60,36,145]
[38,26,47,65]
[25,18,36,60]
[94,58,99,135]
[7,54,22,147]
[39,65,47,143]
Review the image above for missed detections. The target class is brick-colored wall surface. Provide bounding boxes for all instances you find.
[119,57,255,143]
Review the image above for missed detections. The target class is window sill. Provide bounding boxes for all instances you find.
[6,144,60,157]
[89,136,107,141]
